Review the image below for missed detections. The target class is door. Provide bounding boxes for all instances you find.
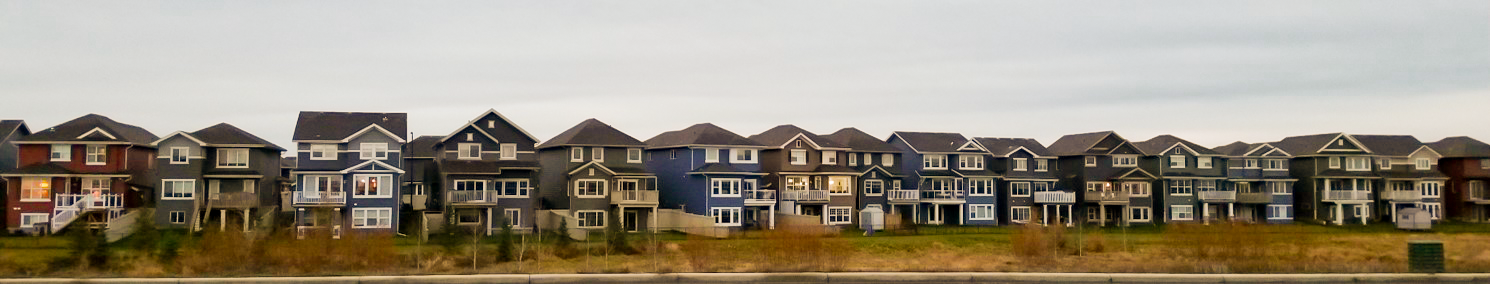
[927,205,944,224]
[1105,206,1122,225]
[623,210,640,232]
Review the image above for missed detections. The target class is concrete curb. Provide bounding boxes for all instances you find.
[5,273,1490,283]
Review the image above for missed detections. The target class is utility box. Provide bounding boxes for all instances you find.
[1408,240,1445,273]
[859,207,884,231]
[1397,208,1432,230]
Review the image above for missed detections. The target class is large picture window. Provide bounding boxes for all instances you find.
[711,178,742,197]
[352,208,392,228]
[352,175,392,197]
[576,211,606,228]
[968,179,995,195]
[360,143,388,160]
[217,148,249,168]
[923,155,948,169]
[1170,205,1194,221]
[827,176,852,195]
[827,207,853,224]
[20,178,52,201]
[1169,179,1193,195]
[575,179,607,198]
[970,205,996,220]
[863,180,884,196]
[712,207,741,226]
[50,144,70,161]
[498,179,530,197]
[162,179,195,199]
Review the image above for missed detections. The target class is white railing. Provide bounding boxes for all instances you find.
[55,194,123,209]
[1199,191,1237,201]
[1325,190,1370,201]
[1387,190,1421,201]
[922,189,965,202]
[1033,191,1076,203]
[613,190,659,204]
[296,225,343,240]
[293,191,347,204]
[744,189,776,203]
[781,190,829,202]
[888,190,920,202]
[450,190,499,204]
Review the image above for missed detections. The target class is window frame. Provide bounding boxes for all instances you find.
[1267,205,1294,220]
[161,179,196,200]
[571,148,584,162]
[847,153,857,166]
[821,150,837,165]
[882,153,894,166]
[1415,158,1430,170]
[308,144,336,160]
[969,204,996,221]
[827,176,852,195]
[711,207,742,226]
[1346,157,1369,171]
[1130,206,1152,222]
[592,147,604,161]
[923,154,948,169]
[1011,182,1031,197]
[1169,155,1186,168]
[50,144,70,162]
[710,178,743,197]
[1125,182,1150,197]
[1013,158,1028,171]
[1084,156,1096,167]
[827,206,853,224]
[20,213,49,227]
[359,143,388,160]
[958,155,984,170]
[1010,206,1031,223]
[85,145,107,165]
[351,174,393,198]
[169,147,189,164]
[351,207,393,229]
[627,148,642,163]
[1419,181,1441,198]
[789,149,808,165]
[731,148,758,164]
[1197,157,1213,169]
[1170,205,1194,221]
[1169,179,1193,196]
[496,143,515,160]
[1270,181,1292,194]
[575,210,607,228]
[20,178,52,202]
[1112,155,1138,167]
[1329,157,1341,169]
[168,211,186,224]
[704,148,720,163]
[1035,159,1049,172]
[967,178,995,196]
[216,148,250,168]
[863,180,884,196]
[496,179,531,197]
[574,179,608,198]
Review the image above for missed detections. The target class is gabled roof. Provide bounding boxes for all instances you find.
[404,135,442,158]
[890,131,970,153]
[644,123,765,149]
[1275,133,1370,156]
[1352,135,1424,157]
[748,125,847,150]
[0,120,29,141]
[19,114,157,145]
[1428,136,1490,158]
[1212,141,1257,157]
[437,109,537,145]
[163,123,285,151]
[281,157,297,169]
[823,128,899,153]
[537,118,645,149]
[292,111,407,142]
[1135,135,1219,156]
[1047,131,1116,156]
[972,137,1052,157]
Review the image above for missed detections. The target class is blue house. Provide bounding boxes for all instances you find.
[1136,135,1229,224]
[1213,141,1297,224]
[824,128,903,226]
[888,132,1000,226]
[289,111,406,239]
[644,123,769,230]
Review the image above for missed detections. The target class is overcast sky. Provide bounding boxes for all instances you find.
[2,1,1487,150]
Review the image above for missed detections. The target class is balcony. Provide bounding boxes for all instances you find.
[1471,190,1490,204]
[1083,190,1129,204]
[744,189,776,205]
[292,191,346,205]
[888,190,920,203]
[612,190,659,205]
[1237,191,1271,203]
[781,190,829,202]
[208,192,260,208]
[1323,190,1370,202]
[921,189,965,203]
[449,190,499,204]
[55,193,124,210]
[1033,191,1076,203]
[1386,190,1421,202]
[1198,191,1237,202]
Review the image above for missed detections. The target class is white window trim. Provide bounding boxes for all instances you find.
[496,179,532,197]
[575,210,607,228]
[1170,205,1194,221]
[969,204,997,221]
[1197,157,1213,169]
[310,144,337,160]
[1010,206,1032,223]
[1421,203,1441,220]
[1010,182,1032,197]
[1329,157,1341,169]
[827,206,854,224]
[574,179,608,198]
[863,180,884,196]
[958,155,984,170]
[457,143,481,160]
[821,150,838,165]
[1169,155,1186,169]
[881,154,894,167]
[847,153,857,166]
[1013,158,1028,171]
[85,145,107,165]
[351,174,394,198]
[627,148,643,163]
[789,149,808,165]
[50,144,70,162]
[730,149,758,164]
[359,143,388,160]
[705,148,720,163]
[1130,206,1152,222]
[1268,205,1294,220]
[967,178,996,196]
[1126,182,1151,197]
[923,154,948,170]
[20,213,50,227]
[592,147,604,161]
[161,179,196,200]
[1346,157,1370,171]
[500,143,517,160]
[504,208,523,227]
[711,207,742,227]
[216,148,250,168]
[827,176,853,196]
[168,211,187,224]
[571,148,584,162]
[170,147,190,164]
[1113,155,1138,167]
[710,178,743,197]
[1035,159,1049,172]
[1415,158,1430,170]
[19,177,52,202]
[1084,156,1096,167]
[1270,182,1293,195]
[351,207,393,229]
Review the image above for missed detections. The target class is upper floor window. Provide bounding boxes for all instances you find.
[20,178,52,201]
[704,148,720,163]
[710,178,743,197]
[827,176,851,195]
[1034,182,1050,192]
[500,143,516,160]
[1197,157,1213,169]
[592,147,604,161]
[1125,182,1150,196]
[310,144,336,160]
[1418,181,1441,198]
[627,148,642,163]
[821,151,837,165]
[51,144,70,162]
[1246,159,1259,168]
[847,153,857,166]
[1328,157,1341,169]
[785,176,809,191]
[360,143,389,160]
[458,143,480,159]
[575,179,607,198]
[1265,159,1285,170]
[85,145,106,165]
[352,174,393,197]
[1481,159,1490,169]
[863,180,883,196]
[1270,181,1292,194]
[1084,156,1097,167]
[571,148,584,162]
[170,147,189,164]
[162,179,195,200]
[1346,157,1369,171]
[1379,158,1391,169]
[498,179,530,197]
[731,149,758,164]
[1013,158,1028,171]
[1035,159,1048,171]
[923,155,948,169]
[790,150,807,165]
[1113,155,1138,167]
[882,153,894,166]
[464,133,473,141]
[958,155,983,170]
[1010,182,1031,197]
[1169,155,1186,168]
[1169,179,1193,195]
[1415,158,1430,170]
[968,179,994,195]
[217,148,249,168]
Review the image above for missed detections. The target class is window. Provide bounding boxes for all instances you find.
[892,180,902,191]
[352,175,393,197]
[50,144,70,161]
[1035,159,1049,171]
[1125,182,1150,196]
[785,176,808,191]
[923,155,948,169]
[969,205,996,220]
[863,180,884,196]
[789,150,807,165]
[848,153,857,166]
[711,207,741,226]
[1195,180,1216,191]
[1113,155,1138,167]
[818,150,836,165]
[575,179,607,198]
[827,207,853,224]
[85,145,106,165]
[731,149,758,163]
[1130,207,1152,222]
[217,148,249,168]
[711,178,742,197]
[968,179,994,195]
[1269,182,1292,194]
[1419,182,1441,198]
[1197,157,1212,169]
[1236,182,1254,193]
[1354,205,1368,218]
[1085,156,1097,167]
[1265,159,1285,170]
[827,176,852,195]
[1086,182,1109,192]
[504,208,522,227]
[576,211,606,228]
[705,148,719,163]
[465,133,473,141]
[497,143,516,160]
[170,147,189,164]
[627,148,642,163]
[359,143,388,160]
[453,180,486,191]
[21,213,49,228]
[1347,157,1369,171]
[1415,158,1430,170]
[1169,179,1193,195]
[882,154,894,166]
[1013,158,1028,171]
[243,180,256,194]
[20,178,52,201]
[669,149,677,159]
[351,208,392,228]
[1482,159,1490,169]
[162,179,195,199]
[305,175,343,193]
[1169,155,1186,168]
[169,211,186,224]
[1472,181,1487,200]
[456,209,481,224]
[1010,207,1032,223]
[591,147,604,161]
[308,144,335,160]
[497,179,530,197]
[1034,182,1050,192]
[1421,203,1441,220]
[461,143,487,159]
[1171,205,1194,221]
[1246,159,1259,168]
[1011,182,1031,197]
[571,148,584,162]
[958,155,983,170]
[82,178,108,193]
[1380,158,1391,170]
[1329,157,1341,169]
[1267,205,1293,220]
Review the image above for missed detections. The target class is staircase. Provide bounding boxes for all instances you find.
[105,209,145,242]
[49,195,87,234]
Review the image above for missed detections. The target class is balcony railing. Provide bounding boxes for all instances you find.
[208,192,260,208]
[1083,190,1129,203]
[450,190,499,204]
[292,191,346,205]
[1386,190,1421,201]
[1471,190,1490,203]
[1324,190,1370,201]
[888,190,920,202]
[55,193,124,210]
[1198,191,1237,202]
[1237,191,1271,203]
[612,190,659,205]
[921,189,965,203]
[744,189,776,204]
[781,190,829,202]
[1033,191,1076,203]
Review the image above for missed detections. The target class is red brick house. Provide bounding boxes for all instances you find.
[3,114,157,235]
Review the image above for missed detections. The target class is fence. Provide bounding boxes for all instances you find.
[656,209,731,238]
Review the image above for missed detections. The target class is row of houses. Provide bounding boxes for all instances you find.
[2,112,1489,239]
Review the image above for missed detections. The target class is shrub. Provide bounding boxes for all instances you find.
[606,212,634,255]
[497,217,514,262]
[678,235,719,272]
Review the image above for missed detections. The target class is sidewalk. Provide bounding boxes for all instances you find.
[4,272,1489,283]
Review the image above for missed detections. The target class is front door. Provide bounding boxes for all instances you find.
[927,205,944,224]
[623,210,640,232]
[1105,206,1123,225]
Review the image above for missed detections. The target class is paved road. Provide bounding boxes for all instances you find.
[3,272,1489,283]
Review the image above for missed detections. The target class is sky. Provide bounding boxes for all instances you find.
[2,1,1487,149]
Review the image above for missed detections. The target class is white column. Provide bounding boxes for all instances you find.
[1228,203,1234,221]
[1334,204,1343,225]
[1099,205,1106,227]
[1066,205,1073,227]
[243,209,251,232]
[219,209,227,232]
[1202,203,1210,225]
[1043,205,1050,225]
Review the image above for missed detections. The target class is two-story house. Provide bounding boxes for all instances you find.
[3,114,156,235]
[1212,141,1297,224]
[400,135,439,234]
[888,132,1000,226]
[823,128,903,226]
[1429,136,1490,223]
[1355,135,1447,224]
[288,111,406,239]
[972,137,1068,226]
[749,125,858,226]
[1047,131,1157,227]
[538,119,658,232]
[1274,133,1378,225]
[0,120,29,231]
[1136,135,1227,224]
[151,123,284,232]
[644,123,769,230]
[429,110,540,235]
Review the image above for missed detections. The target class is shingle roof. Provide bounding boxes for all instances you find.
[1212,142,1256,157]
[823,128,899,153]
[537,119,645,149]
[891,132,969,153]
[972,137,1052,157]
[405,135,442,158]
[191,123,284,151]
[440,160,540,173]
[689,163,754,174]
[1273,133,1342,156]
[1353,135,1423,157]
[1047,131,1115,156]
[1135,135,1219,156]
[644,123,763,148]
[281,157,297,169]
[748,125,848,149]
[0,120,28,139]
[20,114,157,145]
[292,111,407,141]
[1428,136,1490,158]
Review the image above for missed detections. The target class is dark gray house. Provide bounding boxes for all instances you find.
[1354,135,1447,224]
[288,111,406,239]
[537,119,657,232]
[749,125,857,227]
[400,135,439,234]
[972,137,1065,226]
[887,132,1000,226]
[1273,133,1378,226]
[644,123,769,230]
[429,110,540,235]
[0,120,29,231]
[823,128,903,226]
[1047,131,1156,227]
[1213,141,1297,224]
[1136,135,1226,224]
[150,123,284,232]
